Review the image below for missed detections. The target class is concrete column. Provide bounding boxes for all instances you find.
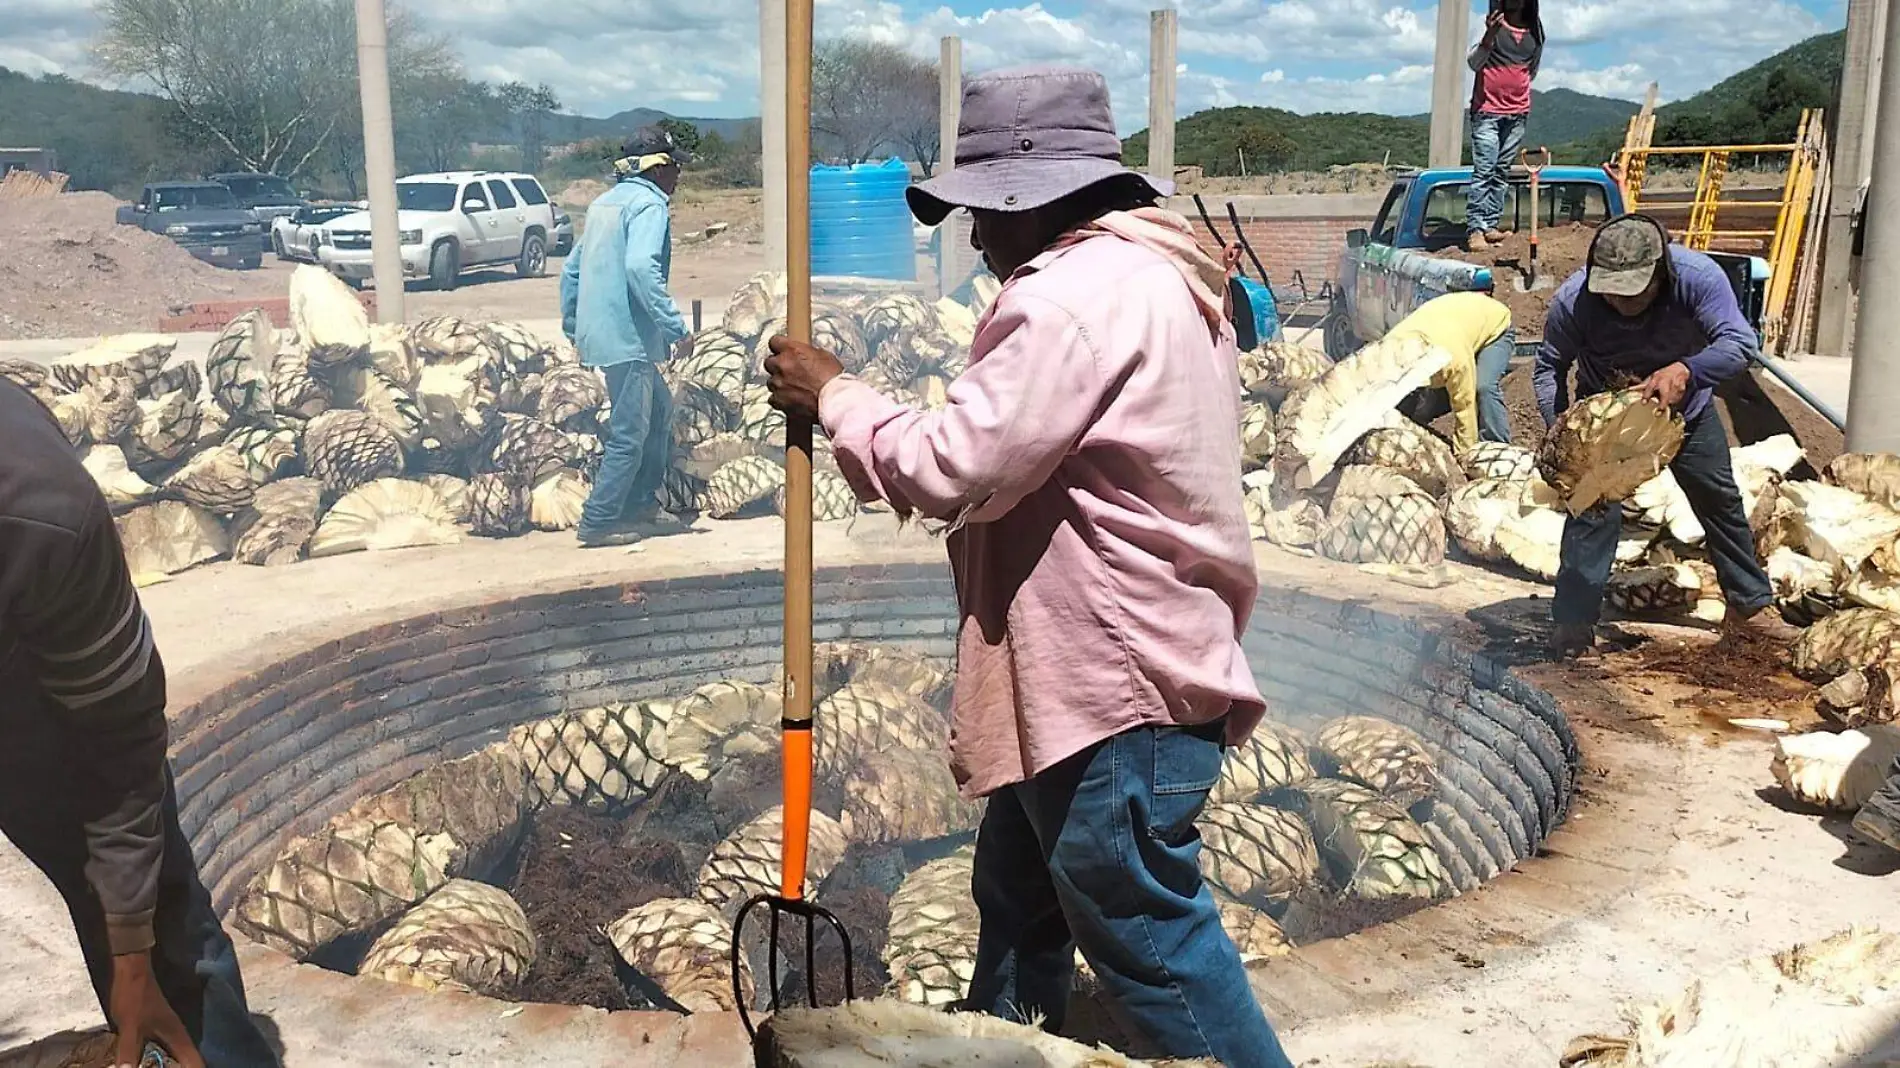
[1429,0,1472,168]
[1148,9,1177,182]
[937,36,963,298]
[353,0,403,323]
[1818,0,1882,356]
[1846,0,1900,450]
[761,0,789,275]
[1865,0,1890,184]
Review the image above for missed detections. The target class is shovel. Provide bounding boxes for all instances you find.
[1516,146,1554,293]
[732,0,856,1039]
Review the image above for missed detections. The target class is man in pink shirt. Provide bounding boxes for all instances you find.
[765,65,1292,1068]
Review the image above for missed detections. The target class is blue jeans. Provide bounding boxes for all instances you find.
[0,764,279,1067]
[1399,327,1517,444]
[579,360,673,535]
[965,722,1295,1068]
[1554,405,1774,624]
[1468,111,1527,236]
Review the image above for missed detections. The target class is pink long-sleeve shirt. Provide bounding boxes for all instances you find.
[818,231,1267,799]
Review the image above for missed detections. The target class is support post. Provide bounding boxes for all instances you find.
[761,0,789,275]
[1429,0,1471,168]
[937,36,963,299]
[1846,0,1900,450]
[1148,10,1177,183]
[354,0,403,323]
[1819,0,1882,355]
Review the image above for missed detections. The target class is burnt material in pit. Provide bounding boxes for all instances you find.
[169,564,1580,1019]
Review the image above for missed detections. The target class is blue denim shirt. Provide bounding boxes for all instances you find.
[1534,246,1756,425]
[559,175,689,369]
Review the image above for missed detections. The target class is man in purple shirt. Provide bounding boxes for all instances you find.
[1534,214,1793,655]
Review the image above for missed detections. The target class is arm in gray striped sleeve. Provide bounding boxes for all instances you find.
[19,496,169,955]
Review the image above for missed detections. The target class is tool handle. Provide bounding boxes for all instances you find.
[781,0,816,902]
[1226,202,1270,285]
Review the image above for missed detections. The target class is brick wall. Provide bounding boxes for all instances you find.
[1171,193,1386,299]
[168,564,1578,916]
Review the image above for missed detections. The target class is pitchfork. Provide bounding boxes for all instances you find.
[732,0,856,1037]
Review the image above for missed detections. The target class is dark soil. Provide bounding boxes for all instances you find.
[1283,893,1436,944]
[509,806,699,1009]
[1631,625,1805,698]
[1435,222,1596,339]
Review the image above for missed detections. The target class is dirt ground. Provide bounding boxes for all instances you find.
[0,192,282,339]
[1436,222,1595,339]
[0,188,771,340]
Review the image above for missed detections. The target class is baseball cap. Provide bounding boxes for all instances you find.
[619,125,694,167]
[1586,214,1667,297]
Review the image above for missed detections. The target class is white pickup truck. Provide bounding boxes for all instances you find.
[319,171,558,290]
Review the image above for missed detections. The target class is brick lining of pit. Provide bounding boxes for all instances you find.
[166,562,1580,1016]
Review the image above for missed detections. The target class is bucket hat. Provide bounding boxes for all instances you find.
[907,65,1173,227]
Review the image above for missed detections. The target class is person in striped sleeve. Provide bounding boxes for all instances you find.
[0,380,278,1067]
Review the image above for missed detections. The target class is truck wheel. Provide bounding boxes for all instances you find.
[517,232,547,278]
[1322,307,1359,360]
[429,241,460,291]
[242,253,262,271]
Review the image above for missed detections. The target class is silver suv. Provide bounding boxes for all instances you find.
[318,171,558,290]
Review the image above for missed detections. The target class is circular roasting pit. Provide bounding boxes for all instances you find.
[166,561,1579,1032]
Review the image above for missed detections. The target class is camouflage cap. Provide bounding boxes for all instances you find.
[1586,214,1668,297]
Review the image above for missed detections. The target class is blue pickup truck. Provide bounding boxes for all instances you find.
[1327,166,1771,361]
[1326,165,1624,358]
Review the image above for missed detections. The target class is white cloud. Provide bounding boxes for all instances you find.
[0,0,1837,130]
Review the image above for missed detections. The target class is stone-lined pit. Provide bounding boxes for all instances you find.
[165,562,1579,1014]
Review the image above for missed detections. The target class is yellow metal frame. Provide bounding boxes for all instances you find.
[1613,109,1826,352]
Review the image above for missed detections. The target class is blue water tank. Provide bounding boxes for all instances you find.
[810,159,915,281]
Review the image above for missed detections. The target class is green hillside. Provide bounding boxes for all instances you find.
[1129,87,1638,175]
[1558,30,1844,162]
[0,67,217,196]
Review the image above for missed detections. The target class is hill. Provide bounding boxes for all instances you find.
[1130,87,1639,175]
[1558,30,1844,162]
[0,67,217,197]
[533,109,757,147]
[1404,87,1640,148]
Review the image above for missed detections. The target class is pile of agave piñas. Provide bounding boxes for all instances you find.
[233,640,1453,1011]
[0,265,998,585]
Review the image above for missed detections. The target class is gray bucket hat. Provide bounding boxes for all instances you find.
[907,65,1174,227]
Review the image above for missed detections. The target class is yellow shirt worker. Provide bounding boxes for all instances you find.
[1388,292,1516,452]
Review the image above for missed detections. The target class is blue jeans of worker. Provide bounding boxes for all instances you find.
[579,360,673,535]
[1399,327,1517,444]
[0,758,279,1066]
[964,722,1295,1068]
[1554,405,1774,625]
[1468,111,1527,236]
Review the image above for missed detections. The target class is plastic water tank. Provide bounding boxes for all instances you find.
[810,159,915,281]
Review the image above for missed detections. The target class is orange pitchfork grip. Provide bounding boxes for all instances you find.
[780,0,817,903]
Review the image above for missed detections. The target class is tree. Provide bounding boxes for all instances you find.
[496,81,562,172]
[655,117,702,157]
[397,75,496,175]
[96,0,446,179]
[812,37,938,166]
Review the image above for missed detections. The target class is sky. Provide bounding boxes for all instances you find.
[0,0,1844,131]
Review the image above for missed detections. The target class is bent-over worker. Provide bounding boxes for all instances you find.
[1534,213,1796,656]
[560,125,694,548]
[764,66,1294,1068]
[0,380,280,1068]
[1392,290,1517,450]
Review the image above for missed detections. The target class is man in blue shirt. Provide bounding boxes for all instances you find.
[1534,214,1793,656]
[561,127,694,547]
